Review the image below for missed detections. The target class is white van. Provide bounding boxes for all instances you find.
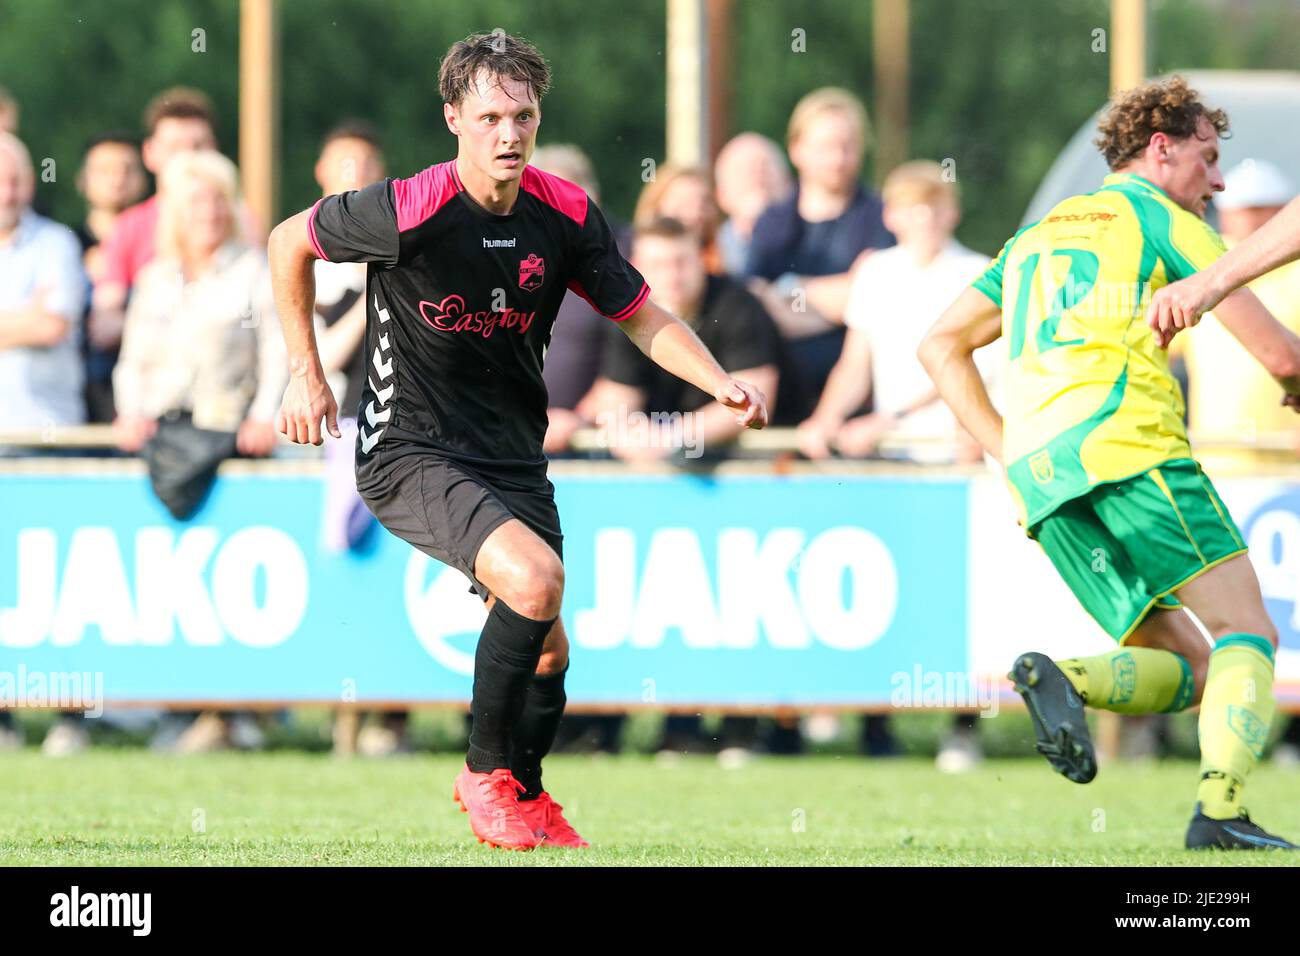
[1021,70,1300,227]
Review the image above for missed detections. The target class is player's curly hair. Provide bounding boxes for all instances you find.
[1094,75,1229,171]
[438,31,552,108]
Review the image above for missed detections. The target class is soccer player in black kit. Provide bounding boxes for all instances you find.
[269,32,768,850]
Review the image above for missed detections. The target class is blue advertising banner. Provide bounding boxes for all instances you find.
[0,472,969,706]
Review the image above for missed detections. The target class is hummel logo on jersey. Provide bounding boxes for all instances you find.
[419,293,536,338]
[483,237,516,248]
[360,293,394,455]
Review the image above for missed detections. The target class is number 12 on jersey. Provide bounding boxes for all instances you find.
[1007,248,1099,361]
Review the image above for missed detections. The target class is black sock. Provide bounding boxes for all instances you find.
[511,667,568,800]
[465,601,553,773]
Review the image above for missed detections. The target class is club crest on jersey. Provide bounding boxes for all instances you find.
[518,253,545,292]
[1029,449,1054,484]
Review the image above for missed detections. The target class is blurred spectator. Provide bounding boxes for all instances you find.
[796,160,994,769]
[0,132,88,437]
[797,160,992,464]
[745,87,894,424]
[1180,159,1300,449]
[41,130,144,754]
[0,86,17,133]
[531,142,634,755]
[713,133,792,276]
[581,216,778,757]
[579,217,779,462]
[314,120,382,552]
[111,150,284,756]
[533,143,628,457]
[89,87,221,363]
[112,150,285,517]
[310,120,408,757]
[74,131,146,422]
[634,164,723,274]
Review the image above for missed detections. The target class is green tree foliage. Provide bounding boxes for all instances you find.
[2,0,1298,256]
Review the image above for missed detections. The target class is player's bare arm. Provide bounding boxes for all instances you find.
[917,286,1004,463]
[1207,286,1300,403]
[617,299,769,428]
[1148,194,1300,338]
[267,208,340,445]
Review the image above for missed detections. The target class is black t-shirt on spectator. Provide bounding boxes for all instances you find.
[743,184,894,424]
[744,184,893,280]
[601,274,779,414]
[542,218,631,411]
[308,161,648,473]
[317,286,366,418]
[74,221,116,422]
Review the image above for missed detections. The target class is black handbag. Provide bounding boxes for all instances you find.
[142,411,238,520]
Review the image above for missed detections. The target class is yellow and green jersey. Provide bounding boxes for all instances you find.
[972,172,1227,527]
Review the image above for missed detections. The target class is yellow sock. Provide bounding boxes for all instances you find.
[1057,647,1194,714]
[1197,634,1276,819]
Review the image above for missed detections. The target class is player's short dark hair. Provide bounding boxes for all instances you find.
[1095,75,1229,171]
[143,86,217,137]
[633,216,700,246]
[438,31,551,108]
[320,119,383,154]
[83,129,141,156]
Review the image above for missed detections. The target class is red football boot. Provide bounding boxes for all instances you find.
[452,765,539,851]
[517,791,589,849]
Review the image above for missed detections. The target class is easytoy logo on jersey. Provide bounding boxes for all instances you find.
[419,293,536,338]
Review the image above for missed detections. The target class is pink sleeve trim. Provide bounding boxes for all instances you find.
[608,282,650,321]
[306,198,330,261]
[568,280,650,322]
[392,162,460,233]
[521,165,588,225]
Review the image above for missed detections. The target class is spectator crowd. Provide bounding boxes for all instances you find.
[2,81,1298,768]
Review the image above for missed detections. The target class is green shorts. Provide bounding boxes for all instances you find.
[1029,458,1247,643]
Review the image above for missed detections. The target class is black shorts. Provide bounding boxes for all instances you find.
[357,452,563,601]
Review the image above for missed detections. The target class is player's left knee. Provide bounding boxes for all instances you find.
[535,649,568,675]
[535,624,569,675]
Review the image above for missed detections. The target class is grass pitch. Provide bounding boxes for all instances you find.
[4,750,1298,865]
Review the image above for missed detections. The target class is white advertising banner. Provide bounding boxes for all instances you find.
[968,476,1300,703]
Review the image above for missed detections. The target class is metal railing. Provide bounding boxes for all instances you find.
[2,424,1298,457]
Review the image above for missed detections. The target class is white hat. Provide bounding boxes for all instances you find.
[1216,159,1296,211]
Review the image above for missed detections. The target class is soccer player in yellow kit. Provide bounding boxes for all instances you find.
[919,77,1300,850]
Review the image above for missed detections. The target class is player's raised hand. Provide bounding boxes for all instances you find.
[1146,271,1221,349]
[715,379,768,429]
[277,359,341,445]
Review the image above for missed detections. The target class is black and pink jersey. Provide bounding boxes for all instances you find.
[308,160,649,471]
